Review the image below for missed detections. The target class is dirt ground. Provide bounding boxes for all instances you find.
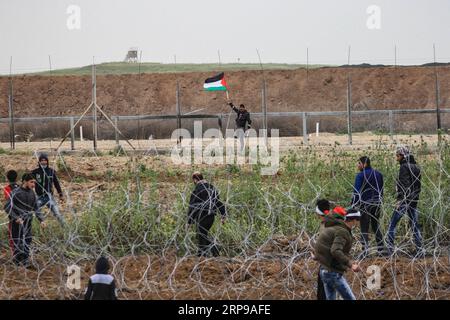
[1,66,450,139]
[0,134,448,300]
[0,250,448,300]
[0,132,445,153]
[1,66,450,118]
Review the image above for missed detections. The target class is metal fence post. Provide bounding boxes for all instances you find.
[8,78,15,150]
[92,64,98,150]
[218,115,223,132]
[70,117,75,150]
[176,82,182,144]
[302,112,308,144]
[388,110,394,142]
[114,116,119,146]
[347,76,353,145]
[262,81,268,144]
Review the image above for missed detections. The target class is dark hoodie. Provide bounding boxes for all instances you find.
[229,103,252,130]
[4,186,44,222]
[31,155,63,197]
[314,218,353,274]
[397,155,421,203]
[84,257,117,300]
[188,180,226,223]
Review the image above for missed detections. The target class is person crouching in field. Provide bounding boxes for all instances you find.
[32,153,65,226]
[4,173,46,267]
[188,172,227,257]
[3,170,19,201]
[85,256,117,300]
[314,209,361,300]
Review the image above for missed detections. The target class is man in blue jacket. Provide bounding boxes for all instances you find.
[351,156,385,256]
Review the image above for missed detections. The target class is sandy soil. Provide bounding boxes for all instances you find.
[0,251,448,300]
[0,132,445,153]
[1,66,450,118]
[0,133,447,300]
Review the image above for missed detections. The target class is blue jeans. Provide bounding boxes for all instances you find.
[319,267,356,300]
[37,194,64,225]
[387,202,422,252]
[235,128,245,152]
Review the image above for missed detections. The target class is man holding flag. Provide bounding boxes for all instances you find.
[203,72,252,152]
[228,102,252,132]
[228,102,252,152]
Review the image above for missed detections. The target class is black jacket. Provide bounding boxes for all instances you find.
[84,274,117,300]
[229,103,251,129]
[188,181,226,223]
[4,187,44,222]
[32,166,63,197]
[396,155,421,203]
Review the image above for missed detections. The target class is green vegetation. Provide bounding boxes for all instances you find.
[4,141,447,259]
[23,61,329,76]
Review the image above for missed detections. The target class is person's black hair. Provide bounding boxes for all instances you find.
[316,199,330,212]
[38,153,49,162]
[22,173,34,182]
[95,256,110,274]
[192,172,204,181]
[6,170,18,183]
[359,156,371,167]
[239,104,245,108]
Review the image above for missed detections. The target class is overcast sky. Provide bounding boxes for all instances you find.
[1,0,449,74]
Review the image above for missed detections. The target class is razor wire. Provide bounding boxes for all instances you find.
[0,136,449,300]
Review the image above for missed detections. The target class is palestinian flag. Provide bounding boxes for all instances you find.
[203,72,228,91]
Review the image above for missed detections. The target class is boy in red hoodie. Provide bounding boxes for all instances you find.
[3,170,19,200]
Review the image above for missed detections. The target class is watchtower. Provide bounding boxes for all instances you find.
[124,47,139,63]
